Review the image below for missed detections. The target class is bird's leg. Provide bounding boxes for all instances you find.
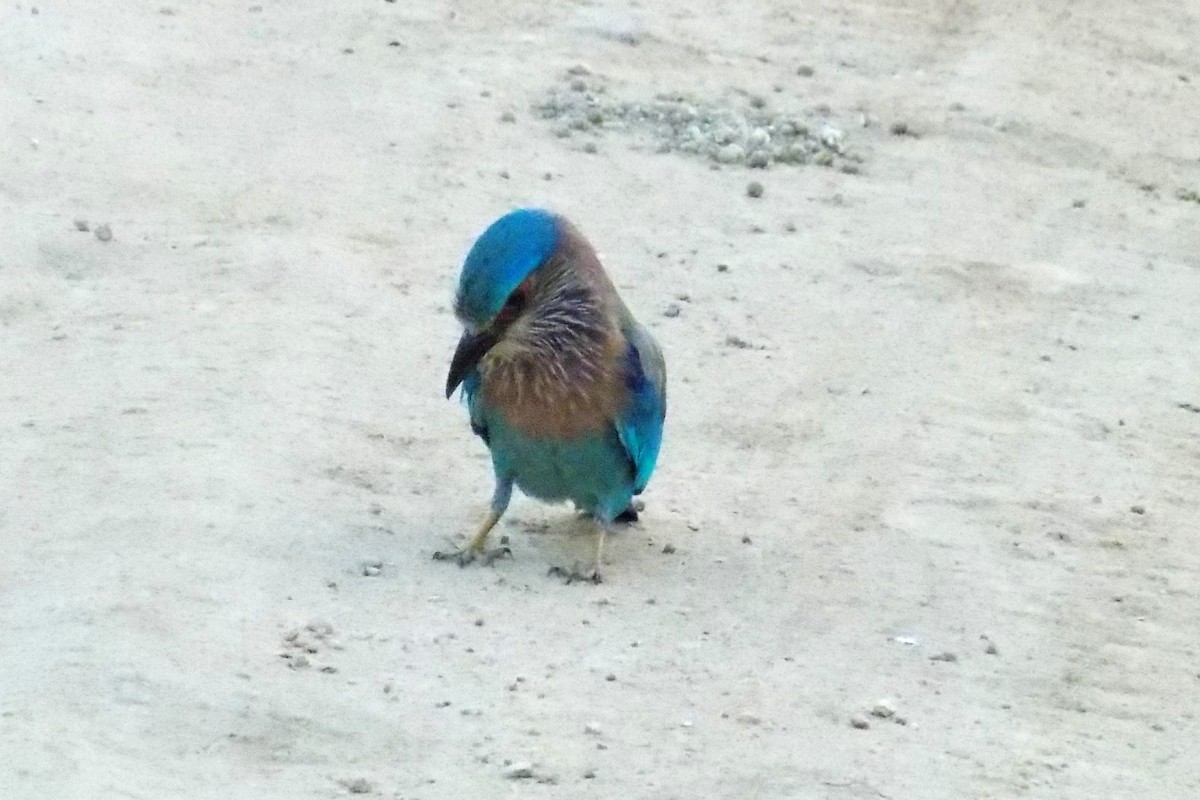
[548,517,609,585]
[433,479,513,567]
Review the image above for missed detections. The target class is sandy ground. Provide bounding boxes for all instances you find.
[3,1,1200,798]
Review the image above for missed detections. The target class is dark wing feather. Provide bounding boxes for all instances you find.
[615,320,667,494]
[461,369,490,445]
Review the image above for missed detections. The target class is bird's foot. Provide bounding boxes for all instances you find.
[547,562,603,585]
[432,542,512,567]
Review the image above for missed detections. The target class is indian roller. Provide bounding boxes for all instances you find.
[435,208,667,583]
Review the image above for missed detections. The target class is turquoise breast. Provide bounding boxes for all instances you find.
[485,411,635,521]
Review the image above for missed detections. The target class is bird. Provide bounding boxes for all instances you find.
[435,208,667,583]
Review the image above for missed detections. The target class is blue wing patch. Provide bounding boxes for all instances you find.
[615,337,666,495]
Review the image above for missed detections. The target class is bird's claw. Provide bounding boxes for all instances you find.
[547,563,603,585]
[431,546,473,567]
[480,546,513,566]
[432,544,512,568]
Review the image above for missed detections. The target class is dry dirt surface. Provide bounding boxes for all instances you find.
[3,1,1200,798]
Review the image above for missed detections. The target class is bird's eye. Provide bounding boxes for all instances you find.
[494,289,525,326]
[503,290,525,314]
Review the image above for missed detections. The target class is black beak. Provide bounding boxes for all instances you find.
[446,329,499,398]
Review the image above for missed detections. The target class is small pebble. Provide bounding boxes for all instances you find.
[870,700,895,719]
[663,303,681,318]
[502,762,535,780]
[716,143,746,164]
[1130,505,1146,515]
[890,120,910,136]
[73,219,89,232]
[343,778,373,794]
[746,181,764,198]
[724,335,753,349]
[500,111,516,123]
[584,722,602,735]
[306,619,334,638]
[583,769,596,779]
[819,124,843,149]
[796,65,815,77]
[747,151,770,169]
[605,673,617,682]
[361,560,383,577]
[985,641,999,655]
[661,543,676,554]
[582,141,598,154]
[95,224,113,242]
[850,715,871,730]
[929,651,958,663]
[736,712,762,725]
